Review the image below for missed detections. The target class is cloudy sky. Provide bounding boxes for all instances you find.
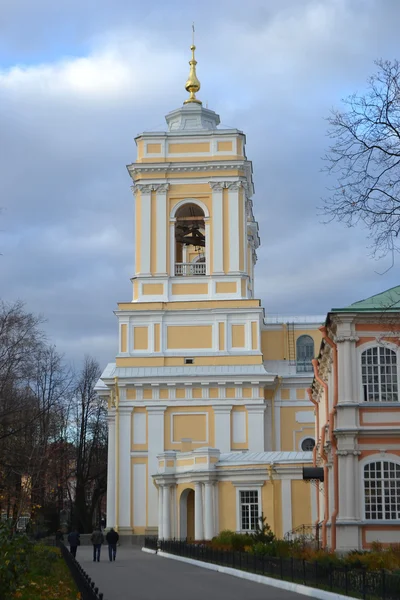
[1,0,400,367]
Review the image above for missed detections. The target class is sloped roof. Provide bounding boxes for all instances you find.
[331,285,400,313]
[218,451,312,465]
[100,362,274,381]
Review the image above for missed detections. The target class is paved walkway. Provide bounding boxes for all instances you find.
[76,545,308,600]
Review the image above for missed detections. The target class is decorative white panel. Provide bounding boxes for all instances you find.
[133,463,146,526]
[295,411,314,424]
[366,530,400,544]
[232,411,246,443]
[133,412,146,444]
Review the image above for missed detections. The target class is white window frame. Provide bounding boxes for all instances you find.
[357,341,400,404]
[360,454,400,522]
[235,485,262,533]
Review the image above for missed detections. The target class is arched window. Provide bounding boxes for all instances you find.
[174,203,206,276]
[364,460,400,520]
[296,335,314,373]
[301,437,315,452]
[361,346,398,402]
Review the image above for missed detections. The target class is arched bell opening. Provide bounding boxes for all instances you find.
[174,203,206,276]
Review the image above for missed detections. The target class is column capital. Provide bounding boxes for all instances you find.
[132,183,153,195]
[335,335,359,343]
[146,405,167,414]
[153,183,170,194]
[213,404,233,414]
[246,404,266,414]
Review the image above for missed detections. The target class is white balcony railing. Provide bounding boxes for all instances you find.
[175,262,206,276]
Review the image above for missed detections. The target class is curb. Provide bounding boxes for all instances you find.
[141,547,157,555]
[154,550,353,600]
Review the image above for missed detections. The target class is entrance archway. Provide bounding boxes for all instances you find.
[179,488,195,540]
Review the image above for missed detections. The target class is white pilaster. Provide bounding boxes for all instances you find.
[169,222,175,276]
[118,407,132,529]
[228,183,240,273]
[274,401,281,451]
[139,189,151,275]
[213,482,219,535]
[205,220,211,276]
[204,482,214,540]
[281,479,292,536]
[213,405,232,453]
[162,484,171,539]
[338,451,357,521]
[106,415,115,528]
[194,482,204,540]
[247,405,265,452]
[211,184,224,274]
[147,407,166,527]
[158,485,164,539]
[155,185,168,275]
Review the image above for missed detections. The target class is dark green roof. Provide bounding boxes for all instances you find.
[331,285,400,313]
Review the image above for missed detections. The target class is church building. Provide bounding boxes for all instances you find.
[97,43,323,543]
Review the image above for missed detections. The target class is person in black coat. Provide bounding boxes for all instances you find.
[67,530,80,558]
[105,528,119,561]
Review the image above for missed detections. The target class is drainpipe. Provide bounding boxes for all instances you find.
[311,359,329,549]
[307,387,321,539]
[320,327,338,551]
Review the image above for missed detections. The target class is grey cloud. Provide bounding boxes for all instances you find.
[1,0,400,366]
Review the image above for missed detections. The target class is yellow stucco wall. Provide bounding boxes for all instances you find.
[143,283,164,295]
[164,406,215,450]
[280,407,315,451]
[216,281,237,293]
[120,324,127,353]
[261,327,323,361]
[168,142,210,153]
[173,414,207,443]
[217,141,233,152]
[171,283,209,295]
[261,330,285,360]
[133,326,148,350]
[218,481,236,531]
[232,324,245,348]
[291,480,311,528]
[166,325,213,349]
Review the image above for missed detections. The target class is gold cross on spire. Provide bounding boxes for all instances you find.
[184,23,201,104]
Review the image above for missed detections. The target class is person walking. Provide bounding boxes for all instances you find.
[67,529,80,558]
[90,528,104,562]
[106,527,119,562]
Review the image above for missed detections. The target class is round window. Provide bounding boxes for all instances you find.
[301,438,315,451]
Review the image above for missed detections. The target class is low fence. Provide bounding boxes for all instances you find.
[146,538,400,600]
[59,542,104,600]
[284,523,321,548]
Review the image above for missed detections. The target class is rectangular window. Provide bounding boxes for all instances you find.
[361,347,398,402]
[239,490,259,531]
[364,461,400,520]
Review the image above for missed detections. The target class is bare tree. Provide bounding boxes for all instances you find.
[71,356,107,532]
[323,59,400,260]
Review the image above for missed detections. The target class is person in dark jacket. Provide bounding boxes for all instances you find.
[55,529,64,543]
[90,528,104,562]
[67,530,80,558]
[105,528,119,562]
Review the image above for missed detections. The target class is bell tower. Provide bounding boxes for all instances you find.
[101,41,273,537]
[128,44,260,305]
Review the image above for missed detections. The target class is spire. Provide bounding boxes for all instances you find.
[184,24,201,105]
